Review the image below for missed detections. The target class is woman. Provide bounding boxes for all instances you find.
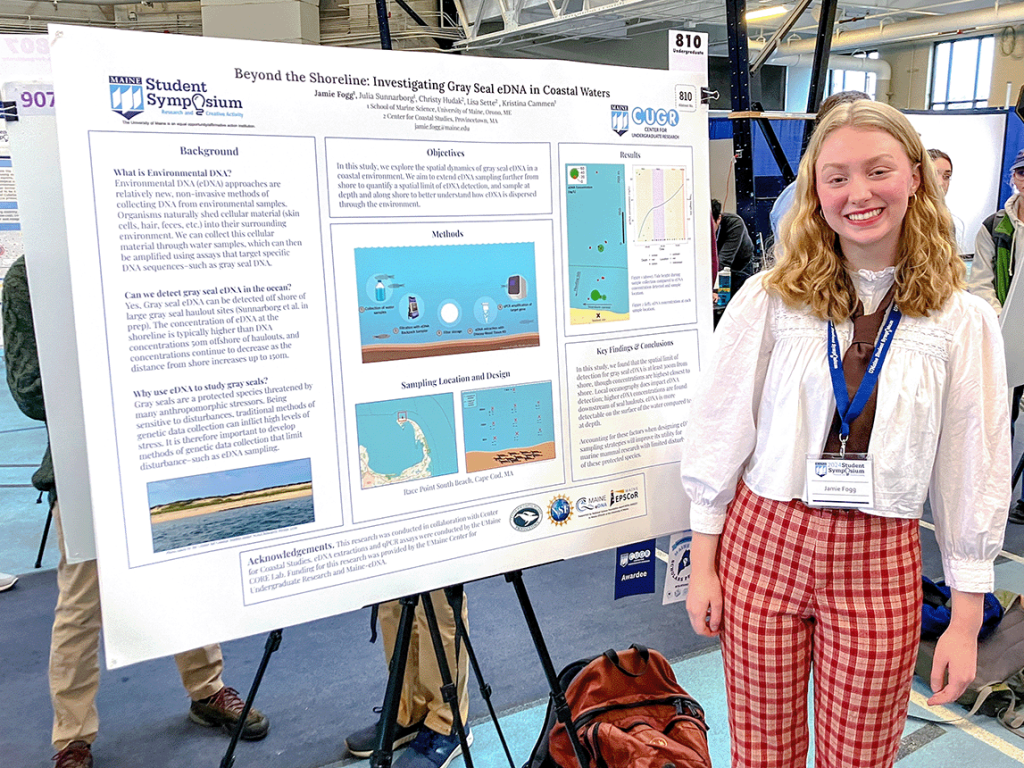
[927,148,971,261]
[680,101,1010,768]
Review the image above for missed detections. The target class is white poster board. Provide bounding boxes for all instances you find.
[3,36,97,562]
[48,25,712,668]
[903,111,1005,258]
[1,36,52,277]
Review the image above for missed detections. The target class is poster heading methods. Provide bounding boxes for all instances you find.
[233,68,610,99]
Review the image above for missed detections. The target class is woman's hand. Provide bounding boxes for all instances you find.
[928,589,983,706]
[686,532,723,637]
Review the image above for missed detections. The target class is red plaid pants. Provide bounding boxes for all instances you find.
[718,481,922,768]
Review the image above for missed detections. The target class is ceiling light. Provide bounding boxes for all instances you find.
[746,5,789,21]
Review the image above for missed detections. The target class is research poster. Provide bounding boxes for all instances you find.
[48,25,713,667]
[1,35,52,277]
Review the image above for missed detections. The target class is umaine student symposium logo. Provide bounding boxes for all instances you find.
[815,462,828,477]
[109,76,144,121]
[611,104,629,136]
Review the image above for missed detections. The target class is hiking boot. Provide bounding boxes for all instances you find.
[393,726,472,768]
[189,686,270,740]
[52,741,92,768]
[1010,500,1024,525]
[345,713,424,758]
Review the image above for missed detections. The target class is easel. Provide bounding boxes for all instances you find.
[369,572,590,768]
[219,629,283,768]
[356,5,587,762]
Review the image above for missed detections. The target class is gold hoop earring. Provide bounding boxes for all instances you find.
[909,193,918,205]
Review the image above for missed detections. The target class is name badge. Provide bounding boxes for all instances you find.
[805,453,874,509]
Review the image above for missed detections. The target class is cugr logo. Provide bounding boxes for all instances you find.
[631,107,679,127]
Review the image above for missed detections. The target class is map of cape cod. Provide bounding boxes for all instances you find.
[355,395,458,488]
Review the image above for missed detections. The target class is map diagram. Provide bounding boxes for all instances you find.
[564,164,629,325]
[356,395,458,488]
[461,382,556,473]
[633,167,687,242]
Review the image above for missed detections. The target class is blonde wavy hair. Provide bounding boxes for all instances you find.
[763,100,963,322]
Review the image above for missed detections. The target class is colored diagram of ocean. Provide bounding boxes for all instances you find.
[462,382,554,451]
[565,163,629,320]
[356,397,458,478]
[151,497,315,554]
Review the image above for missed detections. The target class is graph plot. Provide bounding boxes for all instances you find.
[634,167,687,242]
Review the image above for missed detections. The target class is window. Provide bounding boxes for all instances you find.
[828,51,879,99]
[930,36,995,109]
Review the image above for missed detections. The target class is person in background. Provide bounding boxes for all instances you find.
[927,148,971,261]
[770,90,871,243]
[345,592,471,768]
[967,148,1024,523]
[711,198,755,298]
[683,101,1009,768]
[2,256,270,768]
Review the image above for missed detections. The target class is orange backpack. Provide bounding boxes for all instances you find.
[547,645,711,768]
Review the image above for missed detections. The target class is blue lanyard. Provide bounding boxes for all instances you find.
[826,303,902,458]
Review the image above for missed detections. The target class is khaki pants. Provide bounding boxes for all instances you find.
[50,500,225,749]
[378,590,469,736]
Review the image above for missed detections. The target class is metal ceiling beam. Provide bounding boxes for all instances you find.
[803,0,839,151]
[750,0,814,74]
[724,0,760,253]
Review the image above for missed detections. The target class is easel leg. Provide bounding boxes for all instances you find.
[35,504,53,568]
[505,571,589,768]
[370,594,419,768]
[443,585,515,768]
[219,629,282,768]
[421,591,475,767]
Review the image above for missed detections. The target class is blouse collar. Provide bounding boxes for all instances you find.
[849,266,896,315]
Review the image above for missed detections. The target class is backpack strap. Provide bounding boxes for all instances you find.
[982,211,1014,304]
[601,644,650,677]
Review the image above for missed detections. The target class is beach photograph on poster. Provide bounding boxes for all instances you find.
[461,381,556,473]
[354,241,539,362]
[148,458,315,553]
[355,394,459,488]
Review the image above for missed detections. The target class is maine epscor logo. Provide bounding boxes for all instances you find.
[609,487,640,507]
[109,76,144,121]
[610,104,629,136]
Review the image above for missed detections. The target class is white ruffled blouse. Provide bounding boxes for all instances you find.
[679,269,1011,592]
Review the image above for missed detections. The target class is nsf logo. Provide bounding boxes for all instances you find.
[631,107,679,127]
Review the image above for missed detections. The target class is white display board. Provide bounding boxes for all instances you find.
[2,36,97,562]
[903,111,1005,258]
[0,35,51,154]
[48,25,712,668]
[1,36,51,278]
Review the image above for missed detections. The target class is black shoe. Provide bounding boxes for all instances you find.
[345,714,424,758]
[1009,501,1024,525]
